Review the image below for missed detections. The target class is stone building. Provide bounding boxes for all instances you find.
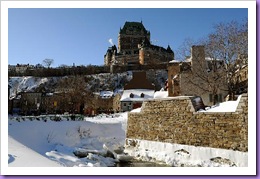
[233,64,248,95]
[104,21,174,69]
[167,45,228,106]
[232,55,248,95]
[15,64,30,73]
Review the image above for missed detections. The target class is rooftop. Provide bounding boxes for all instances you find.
[119,21,150,35]
[120,89,155,102]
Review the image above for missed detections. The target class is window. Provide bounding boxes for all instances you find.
[140,93,145,98]
[130,93,134,98]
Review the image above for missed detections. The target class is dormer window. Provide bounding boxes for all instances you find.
[140,93,145,98]
[130,93,134,98]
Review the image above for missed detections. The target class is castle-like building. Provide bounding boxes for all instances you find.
[104,21,174,67]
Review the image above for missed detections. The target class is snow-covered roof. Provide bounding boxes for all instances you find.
[120,89,155,102]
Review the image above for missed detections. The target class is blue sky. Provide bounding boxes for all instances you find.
[8,8,247,67]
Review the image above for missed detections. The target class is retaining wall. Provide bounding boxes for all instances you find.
[126,94,248,152]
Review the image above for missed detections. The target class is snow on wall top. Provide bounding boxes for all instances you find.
[153,91,168,99]
[199,95,242,112]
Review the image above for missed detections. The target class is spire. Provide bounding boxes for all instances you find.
[167,45,173,53]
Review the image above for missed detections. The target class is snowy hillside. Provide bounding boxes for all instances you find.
[8,70,168,98]
[8,76,59,99]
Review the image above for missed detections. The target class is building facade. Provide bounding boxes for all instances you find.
[167,45,229,106]
[120,71,155,112]
[20,92,42,115]
[104,21,174,68]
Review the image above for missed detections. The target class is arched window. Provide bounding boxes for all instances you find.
[140,93,145,98]
[130,93,134,98]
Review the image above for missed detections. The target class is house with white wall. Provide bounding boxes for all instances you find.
[120,71,154,111]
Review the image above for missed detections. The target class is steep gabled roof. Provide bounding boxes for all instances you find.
[119,21,150,35]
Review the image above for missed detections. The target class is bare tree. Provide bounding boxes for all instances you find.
[42,59,54,68]
[56,76,93,114]
[175,39,227,105]
[179,45,227,105]
[204,20,248,99]
[175,20,247,104]
[175,38,197,61]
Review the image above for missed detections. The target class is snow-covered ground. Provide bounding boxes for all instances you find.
[8,113,128,167]
[8,136,62,167]
[8,109,248,169]
[6,94,250,175]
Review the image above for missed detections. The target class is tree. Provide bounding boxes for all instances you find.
[42,59,54,68]
[174,20,247,104]
[178,45,227,105]
[204,20,248,99]
[56,76,93,114]
[175,38,198,61]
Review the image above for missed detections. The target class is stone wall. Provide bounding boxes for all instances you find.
[126,94,248,152]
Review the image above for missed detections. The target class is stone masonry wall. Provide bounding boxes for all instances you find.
[126,94,248,152]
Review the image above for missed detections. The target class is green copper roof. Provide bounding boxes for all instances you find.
[119,21,150,35]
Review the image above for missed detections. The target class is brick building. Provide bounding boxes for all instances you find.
[104,21,174,69]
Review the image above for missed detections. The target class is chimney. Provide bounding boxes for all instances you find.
[191,45,206,70]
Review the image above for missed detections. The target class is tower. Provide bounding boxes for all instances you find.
[118,21,150,54]
[104,45,117,66]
